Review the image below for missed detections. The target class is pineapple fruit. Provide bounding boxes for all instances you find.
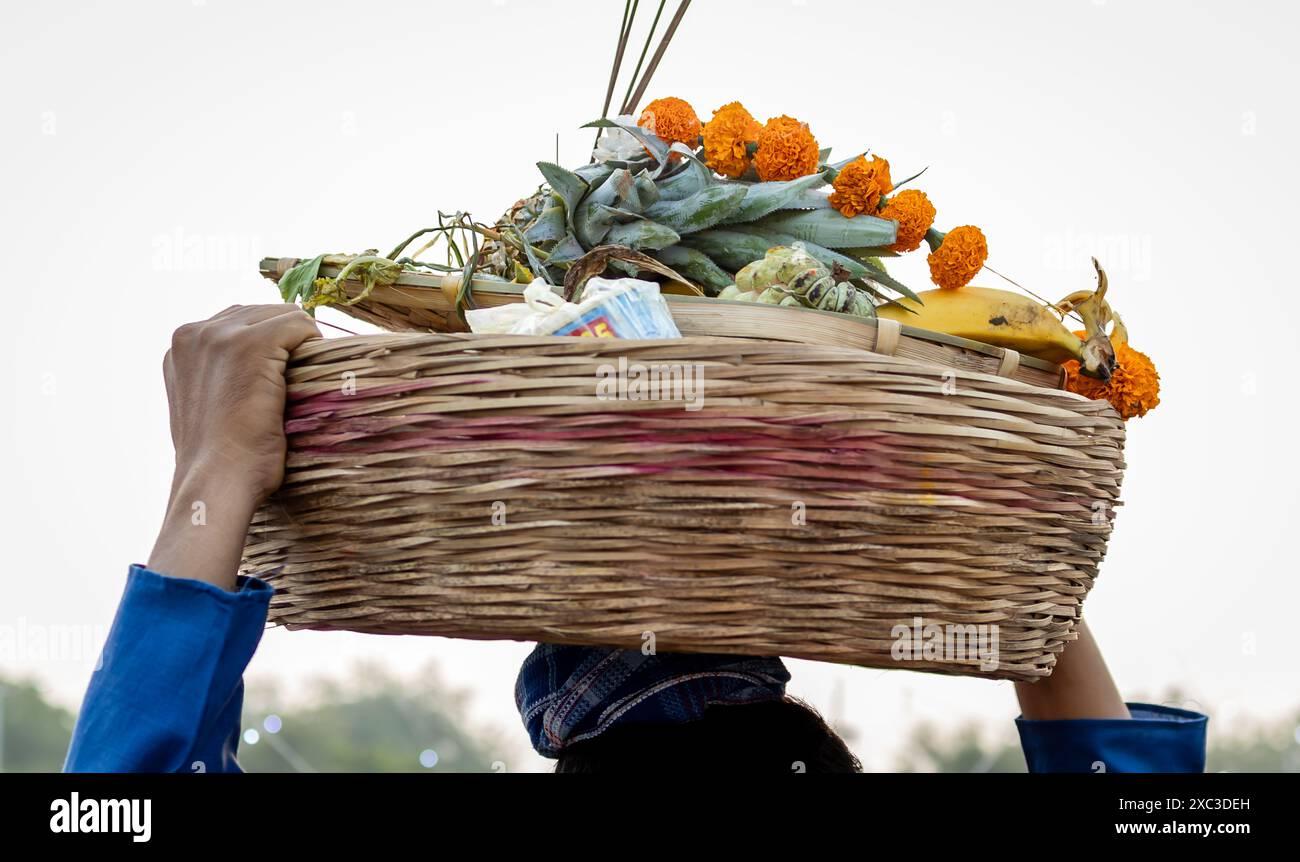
[476,118,919,313]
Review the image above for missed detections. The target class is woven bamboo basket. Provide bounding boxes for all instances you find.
[242,263,1127,681]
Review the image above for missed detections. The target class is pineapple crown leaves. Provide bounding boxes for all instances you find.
[643,184,748,234]
[515,121,922,306]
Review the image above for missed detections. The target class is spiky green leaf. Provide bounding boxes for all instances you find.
[656,156,712,202]
[840,246,902,259]
[605,219,680,250]
[574,161,616,187]
[546,233,586,266]
[655,245,734,294]
[779,189,833,211]
[728,227,871,280]
[575,169,631,247]
[891,165,929,190]
[720,172,830,224]
[856,259,922,303]
[632,170,660,209]
[680,229,779,272]
[644,184,747,234]
[537,162,589,231]
[754,209,897,248]
[523,206,567,244]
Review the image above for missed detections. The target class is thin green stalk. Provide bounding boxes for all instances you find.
[594,0,637,152]
[619,0,666,116]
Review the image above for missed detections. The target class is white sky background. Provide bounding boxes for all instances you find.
[2,0,1298,772]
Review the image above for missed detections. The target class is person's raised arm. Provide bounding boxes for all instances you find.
[1015,619,1129,721]
[65,305,319,772]
[1013,618,1206,773]
[146,304,320,589]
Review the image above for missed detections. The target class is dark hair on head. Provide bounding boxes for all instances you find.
[554,696,861,773]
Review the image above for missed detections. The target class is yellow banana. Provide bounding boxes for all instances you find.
[876,260,1119,379]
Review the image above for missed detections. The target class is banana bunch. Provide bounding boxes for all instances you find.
[717,245,875,317]
[876,259,1121,379]
[481,118,918,304]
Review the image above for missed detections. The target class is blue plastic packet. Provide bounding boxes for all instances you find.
[550,278,681,338]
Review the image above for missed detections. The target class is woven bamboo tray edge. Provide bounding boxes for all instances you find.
[258,257,1068,391]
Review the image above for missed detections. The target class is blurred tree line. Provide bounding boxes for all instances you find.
[893,688,1300,773]
[3,673,1297,772]
[236,662,520,773]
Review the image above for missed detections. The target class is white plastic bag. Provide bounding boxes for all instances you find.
[464,282,569,335]
[465,278,680,338]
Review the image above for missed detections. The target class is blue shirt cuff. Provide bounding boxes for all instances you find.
[1016,702,1207,773]
[64,565,273,773]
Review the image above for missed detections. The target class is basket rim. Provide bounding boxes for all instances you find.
[259,256,1065,377]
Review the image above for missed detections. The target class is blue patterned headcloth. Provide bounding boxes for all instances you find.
[515,643,791,758]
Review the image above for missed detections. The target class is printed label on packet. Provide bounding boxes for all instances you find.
[553,311,617,338]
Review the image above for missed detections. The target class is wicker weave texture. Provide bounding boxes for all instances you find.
[242,333,1126,681]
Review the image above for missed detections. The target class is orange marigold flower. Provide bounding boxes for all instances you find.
[1064,333,1162,420]
[828,155,893,217]
[702,101,761,179]
[926,225,987,289]
[753,115,820,182]
[879,189,936,252]
[638,97,702,147]
[831,155,893,218]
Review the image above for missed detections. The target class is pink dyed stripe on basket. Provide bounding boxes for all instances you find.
[284,410,1086,514]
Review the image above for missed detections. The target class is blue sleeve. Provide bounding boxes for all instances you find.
[64,565,273,773]
[1016,703,1207,773]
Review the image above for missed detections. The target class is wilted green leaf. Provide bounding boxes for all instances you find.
[278,254,326,311]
